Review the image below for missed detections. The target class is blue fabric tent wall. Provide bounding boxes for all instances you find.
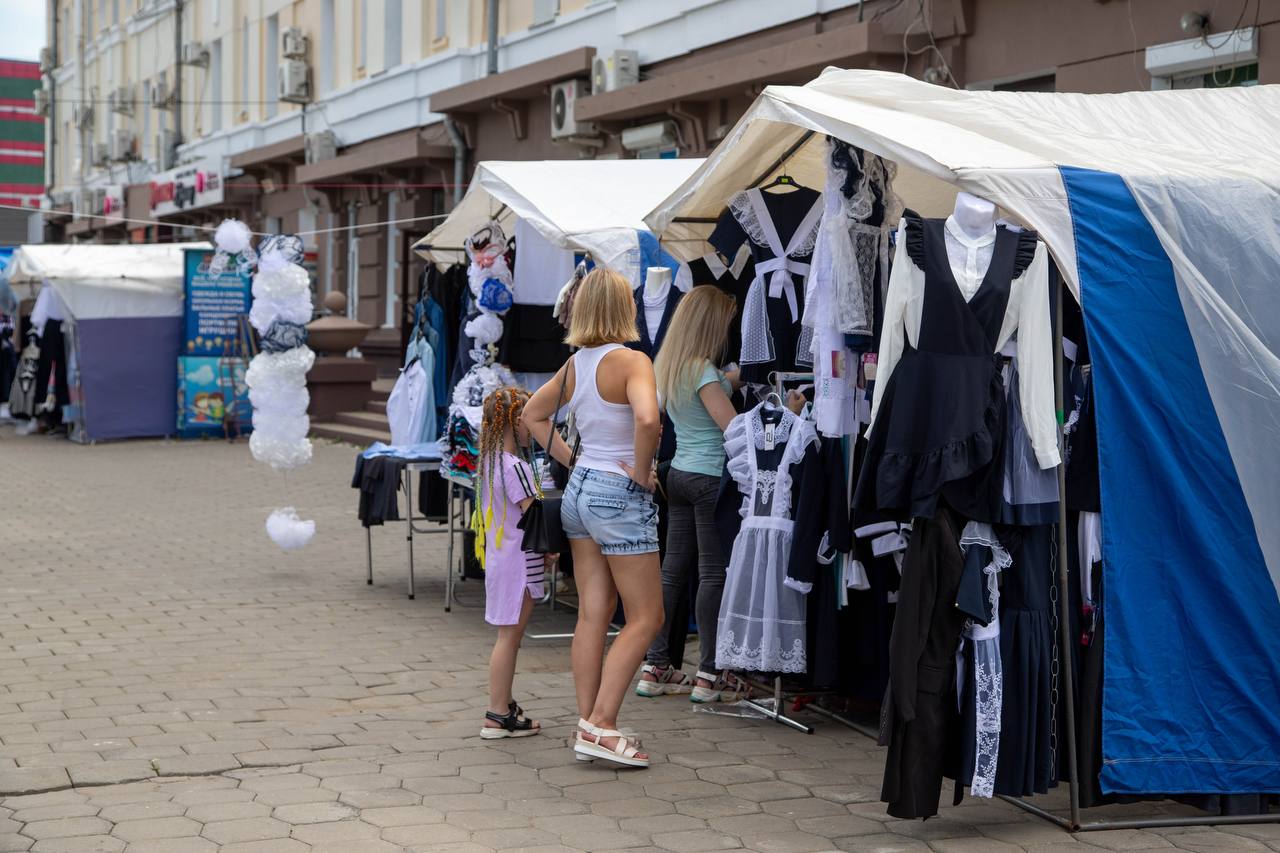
[1061,166,1280,795]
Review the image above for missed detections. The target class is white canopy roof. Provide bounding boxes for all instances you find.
[413,159,705,274]
[647,69,1280,297]
[5,242,211,320]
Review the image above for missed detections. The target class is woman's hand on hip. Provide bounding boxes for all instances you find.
[619,460,657,492]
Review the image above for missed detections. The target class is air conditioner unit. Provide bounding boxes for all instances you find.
[39,47,54,74]
[281,27,308,59]
[305,130,337,164]
[549,79,594,140]
[150,83,173,110]
[621,120,677,153]
[111,129,135,161]
[92,188,106,214]
[92,143,110,167]
[591,50,639,95]
[50,190,72,208]
[182,41,210,68]
[73,105,94,129]
[109,86,134,115]
[279,59,310,103]
[33,89,50,117]
[157,129,177,169]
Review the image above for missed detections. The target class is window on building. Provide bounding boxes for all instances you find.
[358,0,368,69]
[112,0,118,24]
[211,39,223,132]
[385,0,402,68]
[266,15,279,118]
[1181,61,1259,89]
[321,0,335,92]
[435,0,447,42]
[533,0,559,26]
[993,73,1056,93]
[240,17,249,118]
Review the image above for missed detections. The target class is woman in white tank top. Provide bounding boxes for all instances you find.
[523,268,663,768]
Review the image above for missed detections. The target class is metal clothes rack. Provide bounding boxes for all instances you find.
[363,460,465,611]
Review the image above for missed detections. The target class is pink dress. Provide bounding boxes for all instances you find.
[482,452,546,626]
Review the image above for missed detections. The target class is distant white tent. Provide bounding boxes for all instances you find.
[648,69,1280,798]
[413,158,704,282]
[4,243,210,442]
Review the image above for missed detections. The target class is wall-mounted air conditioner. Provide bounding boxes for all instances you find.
[591,50,639,95]
[183,41,210,68]
[39,47,54,74]
[33,89,50,117]
[73,105,94,129]
[150,83,173,110]
[305,130,337,164]
[111,129,135,161]
[282,28,308,59]
[279,60,310,104]
[92,143,110,167]
[108,86,134,115]
[549,79,594,140]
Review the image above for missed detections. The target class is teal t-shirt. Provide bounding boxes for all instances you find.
[668,361,732,477]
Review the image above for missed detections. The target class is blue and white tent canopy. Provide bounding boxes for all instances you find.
[648,69,1280,796]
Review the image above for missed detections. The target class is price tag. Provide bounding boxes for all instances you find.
[764,422,776,450]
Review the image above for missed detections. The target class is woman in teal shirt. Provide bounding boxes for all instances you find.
[636,286,748,703]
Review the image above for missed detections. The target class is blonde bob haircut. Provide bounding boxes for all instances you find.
[565,267,640,348]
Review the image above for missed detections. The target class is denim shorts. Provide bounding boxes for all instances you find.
[561,466,659,556]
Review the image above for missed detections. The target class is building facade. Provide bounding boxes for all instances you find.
[0,59,44,244]
[40,0,1279,371]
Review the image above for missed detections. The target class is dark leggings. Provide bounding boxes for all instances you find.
[645,468,726,674]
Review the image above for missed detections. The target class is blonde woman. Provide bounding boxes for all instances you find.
[522,268,663,768]
[631,286,754,704]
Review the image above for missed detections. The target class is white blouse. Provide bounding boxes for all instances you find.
[867,216,1062,470]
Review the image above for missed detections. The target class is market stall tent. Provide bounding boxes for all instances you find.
[412,158,704,283]
[4,242,210,442]
[648,70,1280,797]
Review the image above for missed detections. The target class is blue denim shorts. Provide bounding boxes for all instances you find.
[561,467,659,556]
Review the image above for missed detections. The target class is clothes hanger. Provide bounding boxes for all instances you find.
[759,163,800,194]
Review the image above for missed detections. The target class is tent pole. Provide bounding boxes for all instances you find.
[747,130,817,190]
[1052,265,1083,831]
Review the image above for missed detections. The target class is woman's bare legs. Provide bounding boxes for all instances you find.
[569,537,616,721]
[586,550,663,757]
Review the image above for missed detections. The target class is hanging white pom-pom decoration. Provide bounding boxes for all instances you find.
[266,507,316,550]
[464,311,504,346]
[215,219,253,255]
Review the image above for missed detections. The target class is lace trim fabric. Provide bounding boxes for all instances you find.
[727,190,771,249]
[715,629,807,674]
[739,278,775,365]
[749,408,795,449]
[723,414,754,518]
[755,469,779,508]
[960,521,1010,799]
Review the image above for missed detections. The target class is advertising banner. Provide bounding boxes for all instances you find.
[177,356,250,436]
[182,248,251,356]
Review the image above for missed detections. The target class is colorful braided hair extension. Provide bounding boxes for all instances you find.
[471,385,531,568]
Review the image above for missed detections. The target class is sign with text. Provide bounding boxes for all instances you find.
[151,157,224,217]
[182,249,251,356]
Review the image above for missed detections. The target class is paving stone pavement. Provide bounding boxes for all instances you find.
[0,428,1275,853]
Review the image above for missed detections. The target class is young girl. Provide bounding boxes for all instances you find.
[474,386,545,739]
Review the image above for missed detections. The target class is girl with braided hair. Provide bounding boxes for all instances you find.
[473,385,545,739]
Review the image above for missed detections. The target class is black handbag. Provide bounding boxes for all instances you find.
[518,365,578,554]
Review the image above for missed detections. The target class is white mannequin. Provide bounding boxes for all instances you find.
[644,266,672,299]
[951,191,998,239]
[642,267,673,346]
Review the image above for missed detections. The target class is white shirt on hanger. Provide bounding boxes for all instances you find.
[868,215,1061,470]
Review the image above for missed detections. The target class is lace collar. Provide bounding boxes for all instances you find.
[749,403,795,449]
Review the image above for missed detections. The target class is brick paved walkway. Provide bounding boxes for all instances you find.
[0,428,1274,852]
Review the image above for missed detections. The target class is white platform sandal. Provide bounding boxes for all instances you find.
[691,671,751,704]
[635,663,693,697]
[573,719,650,768]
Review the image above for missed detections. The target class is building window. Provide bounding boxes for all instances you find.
[358,0,368,69]
[321,0,335,92]
[211,39,222,132]
[993,73,1056,93]
[533,0,559,26]
[1184,61,1258,89]
[266,15,279,118]
[385,0,402,68]
[435,0,447,42]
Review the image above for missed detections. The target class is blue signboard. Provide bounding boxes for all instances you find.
[182,248,251,356]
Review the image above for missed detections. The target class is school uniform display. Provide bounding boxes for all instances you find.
[855,212,1058,525]
[716,401,819,673]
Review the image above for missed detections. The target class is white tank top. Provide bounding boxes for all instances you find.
[570,344,636,474]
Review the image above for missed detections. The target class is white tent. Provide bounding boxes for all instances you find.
[413,159,704,280]
[5,242,211,319]
[3,243,211,442]
[648,70,1280,798]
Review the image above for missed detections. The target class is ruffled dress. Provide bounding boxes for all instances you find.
[715,403,818,674]
[854,212,1038,524]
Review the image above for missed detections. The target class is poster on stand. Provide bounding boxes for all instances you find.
[178,249,253,436]
[177,356,250,436]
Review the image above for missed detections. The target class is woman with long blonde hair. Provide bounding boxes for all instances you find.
[635,285,753,704]
[522,267,663,768]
